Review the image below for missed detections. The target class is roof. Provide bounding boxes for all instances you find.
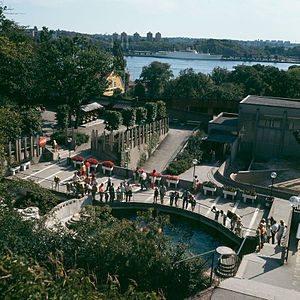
[209,112,238,127]
[240,95,300,109]
[206,133,237,144]
[80,102,103,112]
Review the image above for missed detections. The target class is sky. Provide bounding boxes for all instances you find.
[4,0,300,42]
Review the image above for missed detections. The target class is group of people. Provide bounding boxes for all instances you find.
[134,169,148,190]
[66,172,133,203]
[256,218,286,251]
[211,206,243,236]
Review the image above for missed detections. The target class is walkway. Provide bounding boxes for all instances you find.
[13,158,267,238]
[141,126,193,172]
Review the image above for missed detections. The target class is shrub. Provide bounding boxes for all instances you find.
[223,186,238,192]
[243,189,257,196]
[10,161,20,168]
[148,171,162,177]
[101,161,114,168]
[145,102,157,122]
[87,158,99,165]
[166,175,179,181]
[72,156,84,161]
[104,110,123,132]
[156,100,166,120]
[135,107,147,125]
[50,131,89,146]
[203,181,217,188]
[166,159,192,175]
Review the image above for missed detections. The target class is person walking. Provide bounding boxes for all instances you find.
[235,218,242,237]
[190,195,196,212]
[54,176,61,191]
[266,222,272,243]
[169,191,175,206]
[159,184,167,204]
[277,219,285,246]
[211,206,220,221]
[135,169,140,186]
[109,183,115,202]
[140,170,147,190]
[271,220,279,244]
[120,182,126,202]
[153,187,159,204]
[256,228,262,252]
[91,184,97,201]
[126,184,132,202]
[222,211,227,226]
[99,183,105,202]
[182,190,189,209]
[116,186,122,202]
[105,177,111,192]
[230,213,237,231]
[104,191,109,202]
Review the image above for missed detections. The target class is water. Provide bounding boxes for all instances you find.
[112,210,233,256]
[125,56,297,81]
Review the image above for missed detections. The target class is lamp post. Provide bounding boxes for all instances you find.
[192,159,198,179]
[286,196,300,261]
[125,147,130,178]
[270,171,277,198]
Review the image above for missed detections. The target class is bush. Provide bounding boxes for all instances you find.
[101,161,114,168]
[166,159,192,175]
[203,181,217,188]
[50,131,89,146]
[72,155,84,161]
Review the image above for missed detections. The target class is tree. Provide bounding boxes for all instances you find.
[122,107,136,129]
[112,40,126,78]
[135,107,147,124]
[134,81,146,99]
[55,104,71,129]
[36,32,112,125]
[104,110,123,132]
[211,67,230,85]
[0,106,22,142]
[145,102,157,123]
[140,61,173,99]
[156,100,166,120]
[20,108,42,136]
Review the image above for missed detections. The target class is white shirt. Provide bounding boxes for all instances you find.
[141,172,147,180]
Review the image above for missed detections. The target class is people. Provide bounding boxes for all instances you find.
[151,169,157,189]
[140,170,147,190]
[120,182,126,201]
[169,191,175,206]
[222,210,227,226]
[54,176,61,190]
[66,182,72,193]
[190,195,196,212]
[125,183,132,202]
[174,191,179,207]
[105,177,111,192]
[116,186,122,202]
[256,228,262,252]
[135,169,140,186]
[153,187,159,203]
[73,172,80,182]
[159,184,167,204]
[53,140,58,152]
[109,183,115,202]
[277,219,285,246]
[266,222,272,243]
[99,183,105,202]
[211,206,220,222]
[91,183,97,201]
[235,218,242,237]
[182,189,189,209]
[271,219,278,244]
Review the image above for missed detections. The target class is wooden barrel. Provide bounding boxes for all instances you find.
[215,254,238,278]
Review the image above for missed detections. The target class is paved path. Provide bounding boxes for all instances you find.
[141,126,193,173]
[13,158,268,238]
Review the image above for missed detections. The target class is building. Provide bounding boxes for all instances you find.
[206,95,300,161]
[155,32,161,42]
[103,71,125,96]
[133,32,140,42]
[238,95,300,159]
[25,26,39,41]
[120,32,128,49]
[147,32,153,42]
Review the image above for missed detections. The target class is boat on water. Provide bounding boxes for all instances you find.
[153,50,222,60]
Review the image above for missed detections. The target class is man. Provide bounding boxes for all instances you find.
[153,187,159,204]
[159,184,167,204]
[141,170,147,190]
[105,177,111,192]
[169,191,175,206]
[174,192,179,207]
[109,183,115,202]
[271,220,279,244]
[182,189,189,209]
[91,184,98,201]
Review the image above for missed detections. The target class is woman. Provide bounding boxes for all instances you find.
[256,228,262,252]
[277,219,285,246]
[190,195,196,212]
[99,183,105,202]
[266,222,272,243]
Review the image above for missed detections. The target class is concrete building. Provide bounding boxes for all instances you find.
[120,32,128,49]
[238,95,300,159]
[147,32,153,42]
[206,95,300,161]
[155,32,161,42]
[133,32,140,42]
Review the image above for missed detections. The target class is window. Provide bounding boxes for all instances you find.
[114,81,116,87]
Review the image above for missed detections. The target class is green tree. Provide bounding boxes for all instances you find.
[156,100,167,120]
[0,106,22,142]
[134,81,146,99]
[55,104,71,129]
[20,108,42,136]
[136,107,147,124]
[211,67,230,85]
[140,61,173,99]
[122,107,136,129]
[104,110,123,132]
[112,40,126,77]
[145,102,157,123]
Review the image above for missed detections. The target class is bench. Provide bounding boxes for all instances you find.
[296,223,300,240]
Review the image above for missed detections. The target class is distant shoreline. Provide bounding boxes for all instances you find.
[125,54,300,65]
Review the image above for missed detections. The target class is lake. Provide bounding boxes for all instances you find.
[125,55,297,81]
